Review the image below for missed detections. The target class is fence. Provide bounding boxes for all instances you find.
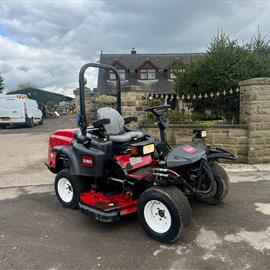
[147,88,240,125]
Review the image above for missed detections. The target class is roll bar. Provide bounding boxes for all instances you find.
[78,63,121,136]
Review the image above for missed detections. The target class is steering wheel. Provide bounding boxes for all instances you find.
[145,104,171,117]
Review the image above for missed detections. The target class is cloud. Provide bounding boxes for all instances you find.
[0,0,270,96]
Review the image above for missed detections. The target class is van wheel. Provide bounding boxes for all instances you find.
[39,117,43,125]
[26,117,34,128]
[138,186,192,243]
[0,125,7,129]
[55,169,86,209]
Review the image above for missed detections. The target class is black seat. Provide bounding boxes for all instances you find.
[97,107,143,143]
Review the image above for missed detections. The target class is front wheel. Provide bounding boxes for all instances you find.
[55,169,86,209]
[195,162,230,205]
[138,186,192,243]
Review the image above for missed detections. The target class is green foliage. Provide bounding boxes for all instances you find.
[174,30,270,123]
[16,82,37,90]
[175,30,270,94]
[146,99,193,124]
[0,74,4,92]
[95,95,116,105]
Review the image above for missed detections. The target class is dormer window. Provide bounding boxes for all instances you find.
[140,69,156,80]
[108,60,127,81]
[137,59,159,80]
[167,60,185,80]
[170,70,176,79]
[109,69,126,80]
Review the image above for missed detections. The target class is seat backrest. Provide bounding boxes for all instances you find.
[97,107,125,135]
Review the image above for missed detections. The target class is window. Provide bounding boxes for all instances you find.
[170,70,176,79]
[140,69,156,80]
[170,68,185,79]
[109,69,126,80]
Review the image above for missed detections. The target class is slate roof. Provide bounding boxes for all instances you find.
[97,52,204,94]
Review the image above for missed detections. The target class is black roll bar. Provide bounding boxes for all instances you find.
[78,63,121,136]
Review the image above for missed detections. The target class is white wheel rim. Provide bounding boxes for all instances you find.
[144,200,172,234]
[57,178,73,203]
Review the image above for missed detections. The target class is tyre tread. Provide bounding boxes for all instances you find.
[139,186,192,243]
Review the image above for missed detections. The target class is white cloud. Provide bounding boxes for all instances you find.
[0,0,270,94]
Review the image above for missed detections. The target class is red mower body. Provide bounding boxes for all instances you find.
[48,128,156,219]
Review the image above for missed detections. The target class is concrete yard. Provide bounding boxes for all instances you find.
[0,116,269,270]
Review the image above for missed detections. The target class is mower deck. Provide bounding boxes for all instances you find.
[79,190,138,222]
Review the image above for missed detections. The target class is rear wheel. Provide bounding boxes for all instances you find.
[138,186,191,243]
[55,169,86,209]
[195,162,230,205]
[0,125,7,129]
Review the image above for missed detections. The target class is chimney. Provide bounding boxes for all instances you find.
[131,48,136,54]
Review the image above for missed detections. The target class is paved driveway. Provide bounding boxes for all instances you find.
[0,117,269,270]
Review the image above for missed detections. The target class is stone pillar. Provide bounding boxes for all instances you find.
[239,78,270,163]
[74,85,151,127]
[74,88,96,124]
[121,85,150,126]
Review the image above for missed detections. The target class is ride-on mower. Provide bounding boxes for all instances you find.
[47,63,237,243]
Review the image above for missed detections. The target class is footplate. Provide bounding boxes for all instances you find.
[79,190,138,222]
[79,202,120,222]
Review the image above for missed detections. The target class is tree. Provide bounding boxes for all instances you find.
[16,82,36,90]
[175,30,270,95]
[0,74,4,93]
[174,31,251,95]
[174,30,270,123]
[245,28,270,78]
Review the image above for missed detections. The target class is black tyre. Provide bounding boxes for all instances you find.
[39,117,43,125]
[138,186,192,243]
[26,117,34,128]
[54,168,86,209]
[0,125,7,129]
[196,162,230,205]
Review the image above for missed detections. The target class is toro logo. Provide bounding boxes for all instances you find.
[182,145,198,154]
[82,156,94,167]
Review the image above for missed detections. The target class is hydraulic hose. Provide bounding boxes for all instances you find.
[195,160,217,199]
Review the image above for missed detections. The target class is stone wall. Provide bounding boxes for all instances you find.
[121,85,150,125]
[74,77,270,164]
[239,78,270,163]
[74,89,96,124]
[141,124,248,163]
[74,85,150,127]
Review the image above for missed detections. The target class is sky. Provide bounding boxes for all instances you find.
[0,0,270,97]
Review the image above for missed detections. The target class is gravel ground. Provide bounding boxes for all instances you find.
[0,115,77,187]
[0,116,269,270]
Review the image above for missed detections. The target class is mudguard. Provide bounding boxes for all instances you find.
[207,147,237,161]
[54,142,109,177]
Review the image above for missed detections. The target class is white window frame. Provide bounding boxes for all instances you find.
[109,69,126,81]
[170,70,176,79]
[140,69,156,80]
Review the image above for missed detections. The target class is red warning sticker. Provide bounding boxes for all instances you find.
[182,145,198,154]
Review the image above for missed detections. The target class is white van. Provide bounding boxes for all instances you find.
[0,94,43,128]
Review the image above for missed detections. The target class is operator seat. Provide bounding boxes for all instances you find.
[97,107,143,143]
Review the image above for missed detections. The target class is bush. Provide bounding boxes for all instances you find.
[95,95,117,105]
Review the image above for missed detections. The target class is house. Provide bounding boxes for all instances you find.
[97,48,204,94]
